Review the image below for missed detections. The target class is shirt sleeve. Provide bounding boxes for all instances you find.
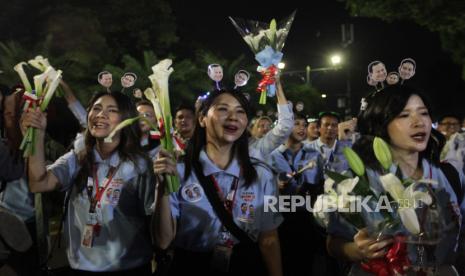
[67,100,88,128]
[249,103,294,158]
[0,140,23,182]
[47,150,80,192]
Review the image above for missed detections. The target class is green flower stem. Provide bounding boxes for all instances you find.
[259,91,267,105]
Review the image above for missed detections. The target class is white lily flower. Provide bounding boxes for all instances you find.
[40,70,62,111]
[14,62,32,92]
[324,178,335,193]
[104,116,140,143]
[336,177,359,195]
[379,173,432,234]
[398,208,420,235]
[28,55,49,72]
[33,71,48,97]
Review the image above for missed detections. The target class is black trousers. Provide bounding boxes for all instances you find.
[279,211,341,276]
[166,245,266,276]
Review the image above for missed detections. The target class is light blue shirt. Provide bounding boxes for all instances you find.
[48,148,154,271]
[270,144,324,195]
[248,103,294,164]
[0,176,34,222]
[170,149,283,252]
[327,158,465,270]
[306,138,352,175]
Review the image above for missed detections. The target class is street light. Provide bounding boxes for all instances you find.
[321,94,327,98]
[278,62,286,69]
[330,54,342,66]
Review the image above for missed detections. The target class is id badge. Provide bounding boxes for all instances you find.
[81,224,94,248]
[86,212,98,225]
[210,244,232,272]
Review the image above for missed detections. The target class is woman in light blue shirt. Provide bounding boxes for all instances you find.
[22,91,154,275]
[153,89,283,276]
[327,85,465,275]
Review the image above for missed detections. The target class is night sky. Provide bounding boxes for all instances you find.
[172,0,465,120]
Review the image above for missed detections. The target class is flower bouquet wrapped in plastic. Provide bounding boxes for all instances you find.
[314,137,439,275]
[229,11,295,104]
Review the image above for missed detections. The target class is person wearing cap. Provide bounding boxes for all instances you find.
[306,117,319,142]
[306,111,351,174]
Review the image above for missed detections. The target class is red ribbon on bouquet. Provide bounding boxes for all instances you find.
[22,91,41,111]
[361,235,411,276]
[256,65,278,93]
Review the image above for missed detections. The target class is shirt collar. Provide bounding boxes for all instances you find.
[317,138,337,152]
[93,147,120,167]
[199,148,240,178]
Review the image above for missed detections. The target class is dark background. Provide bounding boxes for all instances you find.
[172,0,465,119]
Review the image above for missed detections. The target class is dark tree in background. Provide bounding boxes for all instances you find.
[345,0,465,80]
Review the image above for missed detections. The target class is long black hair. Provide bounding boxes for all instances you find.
[354,85,444,172]
[184,89,257,186]
[76,91,146,189]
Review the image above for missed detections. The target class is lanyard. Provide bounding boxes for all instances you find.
[87,163,121,213]
[210,175,239,213]
[281,149,307,173]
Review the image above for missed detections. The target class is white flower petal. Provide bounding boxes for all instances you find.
[324,178,335,193]
[336,177,359,195]
[379,173,404,201]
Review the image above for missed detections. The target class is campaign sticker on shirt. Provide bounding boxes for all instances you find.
[104,179,123,206]
[181,183,203,203]
[240,191,256,202]
[237,202,255,223]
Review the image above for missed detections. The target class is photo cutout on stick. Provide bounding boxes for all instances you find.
[234,69,250,88]
[121,72,137,88]
[98,71,113,89]
[398,58,416,80]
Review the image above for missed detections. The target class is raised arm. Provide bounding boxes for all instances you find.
[61,80,87,128]
[250,78,293,157]
[20,108,60,192]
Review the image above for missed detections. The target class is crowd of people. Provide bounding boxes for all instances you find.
[0,67,465,276]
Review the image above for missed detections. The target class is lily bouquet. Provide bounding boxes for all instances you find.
[15,59,62,157]
[229,11,295,104]
[314,137,436,275]
[145,59,180,194]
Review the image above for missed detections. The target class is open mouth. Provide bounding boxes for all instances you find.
[92,122,109,130]
[411,132,427,142]
[224,125,239,134]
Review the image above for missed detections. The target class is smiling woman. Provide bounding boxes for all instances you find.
[153,89,283,276]
[20,91,155,274]
[327,85,465,275]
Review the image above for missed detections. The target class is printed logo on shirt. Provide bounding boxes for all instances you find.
[181,183,203,203]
